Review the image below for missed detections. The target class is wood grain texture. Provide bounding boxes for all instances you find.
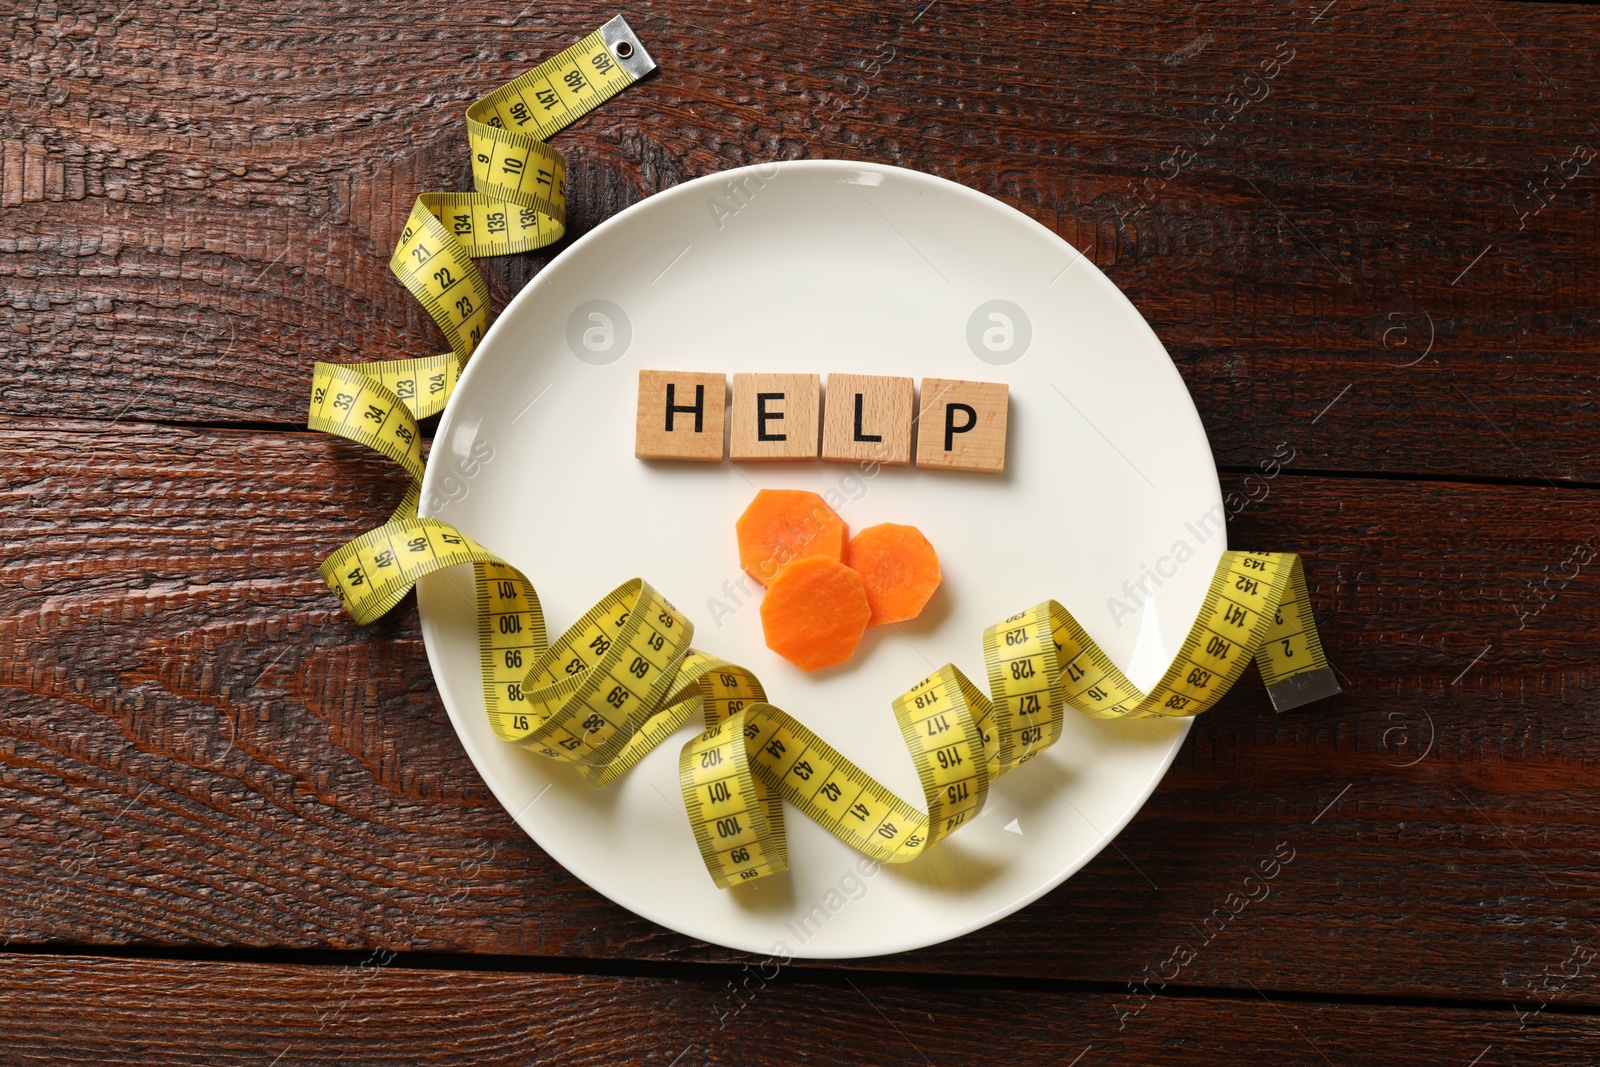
[5,0,1600,1042]
[821,373,913,467]
[729,373,821,461]
[635,369,729,462]
[912,377,1008,473]
[3,416,1600,1009]
[1,1,1598,479]
[0,952,1596,1066]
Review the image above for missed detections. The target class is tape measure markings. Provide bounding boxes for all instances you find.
[306,18,1340,891]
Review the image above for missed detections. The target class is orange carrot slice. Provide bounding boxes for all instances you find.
[735,489,847,586]
[759,556,872,671]
[844,523,941,625]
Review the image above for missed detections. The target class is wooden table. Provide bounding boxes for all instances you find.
[4,1,1598,1061]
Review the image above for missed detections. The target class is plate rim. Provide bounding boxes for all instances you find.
[418,157,1211,956]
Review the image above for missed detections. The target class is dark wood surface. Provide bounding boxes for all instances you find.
[5,953,1600,1066]
[4,0,1599,1061]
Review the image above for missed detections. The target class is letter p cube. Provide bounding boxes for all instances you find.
[915,378,1009,473]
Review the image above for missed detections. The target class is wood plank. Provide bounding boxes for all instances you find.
[1,952,1597,1065]
[2,417,1599,1004]
[1,2,1598,480]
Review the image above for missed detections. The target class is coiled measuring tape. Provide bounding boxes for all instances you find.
[309,14,655,508]
[307,18,1341,889]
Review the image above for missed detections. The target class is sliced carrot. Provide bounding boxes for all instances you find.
[843,523,941,625]
[735,489,847,586]
[759,556,872,672]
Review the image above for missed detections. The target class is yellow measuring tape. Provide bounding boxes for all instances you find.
[309,14,654,513]
[307,18,1341,889]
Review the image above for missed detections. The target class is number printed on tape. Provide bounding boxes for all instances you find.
[303,18,1340,889]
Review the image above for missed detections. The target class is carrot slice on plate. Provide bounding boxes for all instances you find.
[759,556,872,671]
[735,488,847,585]
[843,523,942,625]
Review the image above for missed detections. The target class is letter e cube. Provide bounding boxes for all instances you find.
[730,373,821,461]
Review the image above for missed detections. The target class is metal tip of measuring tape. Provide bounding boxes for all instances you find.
[1266,668,1343,713]
[601,15,658,79]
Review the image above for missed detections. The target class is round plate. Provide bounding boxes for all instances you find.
[418,159,1222,958]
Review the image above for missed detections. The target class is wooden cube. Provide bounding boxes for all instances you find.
[729,373,821,461]
[821,374,914,466]
[914,378,1009,473]
[635,370,727,461]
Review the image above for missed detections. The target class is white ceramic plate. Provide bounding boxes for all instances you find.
[418,159,1222,958]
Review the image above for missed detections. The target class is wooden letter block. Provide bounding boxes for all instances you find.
[730,373,821,461]
[635,370,727,461]
[914,378,1009,473]
[821,374,914,466]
